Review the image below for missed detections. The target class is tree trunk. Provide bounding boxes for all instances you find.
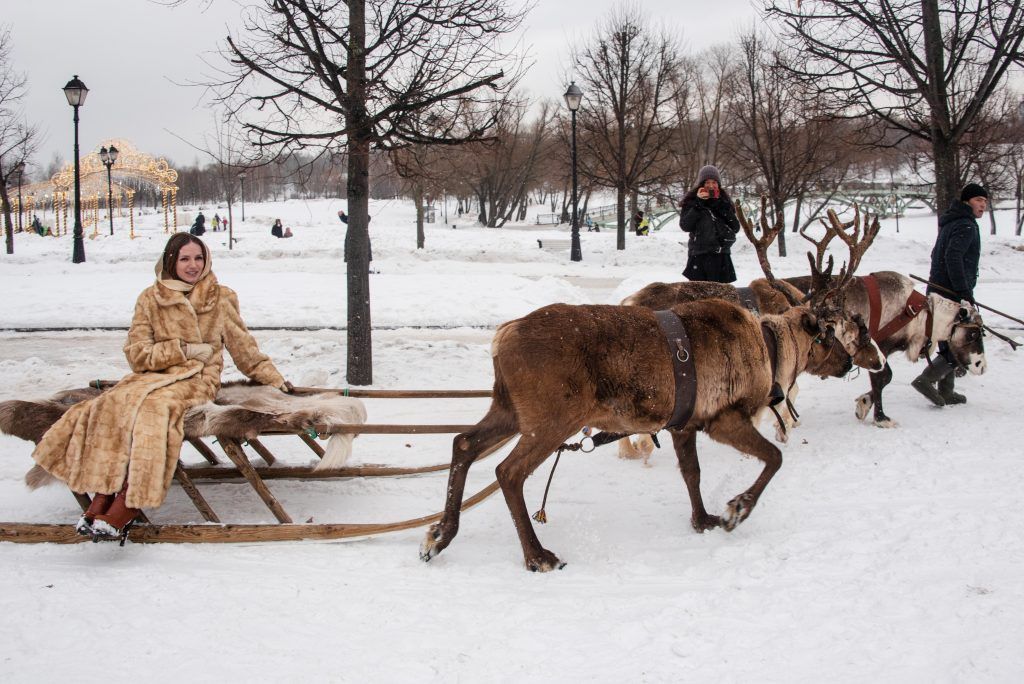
[791,193,803,233]
[0,181,13,255]
[932,134,959,218]
[989,194,998,235]
[414,183,425,249]
[616,183,626,249]
[346,0,373,385]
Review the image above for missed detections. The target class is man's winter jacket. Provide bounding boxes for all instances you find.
[928,199,981,303]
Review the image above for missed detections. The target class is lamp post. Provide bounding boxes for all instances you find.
[13,161,25,234]
[63,75,88,263]
[99,144,118,236]
[564,82,583,262]
[237,170,247,222]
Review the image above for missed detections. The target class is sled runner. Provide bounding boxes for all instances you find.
[0,383,498,544]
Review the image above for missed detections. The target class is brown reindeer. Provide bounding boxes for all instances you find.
[622,203,885,445]
[420,205,885,572]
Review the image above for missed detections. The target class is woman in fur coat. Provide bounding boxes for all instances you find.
[679,165,740,283]
[32,233,292,541]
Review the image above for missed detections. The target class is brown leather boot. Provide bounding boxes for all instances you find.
[90,492,140,544]
[75,493,116,536]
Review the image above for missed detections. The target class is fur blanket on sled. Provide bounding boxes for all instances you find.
[0,382,368,489]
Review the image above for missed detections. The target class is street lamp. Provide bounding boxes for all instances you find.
[13,161,25,234]
[99,144,118,236]
[63,75,88,263]
[237,170,247,222]
[564,81,583,262]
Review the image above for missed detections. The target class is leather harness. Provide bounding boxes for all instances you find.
[654,310,698,430]
[862,274,931,344]
[735,287,760,315]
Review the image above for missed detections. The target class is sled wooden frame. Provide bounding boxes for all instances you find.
[0,387,499,544]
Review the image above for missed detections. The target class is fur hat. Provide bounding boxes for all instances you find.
[697,165,721,186]
[960,183,988,202]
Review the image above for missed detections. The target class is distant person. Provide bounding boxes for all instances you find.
[271,218,284,238]
[190,211,206,236]
[679,165,740,283]
[32,215,44,236]
[339,208,372,262]
[212,213,221,232]
[911,182,987,407]
[283,227,293,238]
[584,214,594,232]
[635,211,650,236]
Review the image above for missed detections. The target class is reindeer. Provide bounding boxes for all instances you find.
[763,207,988,427]
[622,199,885,445]
[420,204,886,572]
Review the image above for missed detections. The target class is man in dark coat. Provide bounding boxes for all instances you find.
[679,165,740,283]
[911,182,987,406]
[190,211,206,236]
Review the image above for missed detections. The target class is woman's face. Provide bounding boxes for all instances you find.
[175,242,205,284]
[703,179,720,193]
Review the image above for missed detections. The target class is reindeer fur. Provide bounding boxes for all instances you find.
[1,382,367,490]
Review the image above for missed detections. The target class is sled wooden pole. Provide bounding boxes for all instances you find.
[174,462,220,523]
[218,437,292,523]
[262,423,478,435]
[291,387,491,399]
[298,432,325,458]
[0,481,501,544]
[182,462,454,480]
[188,438,220,465]
[245,437,277,466]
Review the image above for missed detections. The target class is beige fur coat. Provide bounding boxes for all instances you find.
[32,269,285,508]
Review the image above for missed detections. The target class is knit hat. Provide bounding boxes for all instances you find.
[696,165,721,185]
[960,183,988,202]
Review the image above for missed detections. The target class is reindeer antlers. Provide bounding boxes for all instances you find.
[736,196,802,306]
[802,203,881,305]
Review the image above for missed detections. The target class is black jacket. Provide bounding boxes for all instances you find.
[928,200,980,303]
[679,191,740,256]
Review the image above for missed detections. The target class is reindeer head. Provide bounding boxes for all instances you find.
[948,307,987,375]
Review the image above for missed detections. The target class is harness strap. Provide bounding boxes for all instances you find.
[735,287,760,315]
[862,274,931,345]
[654,310,698,431]
[862,274,883,338]
[760,322,788,435]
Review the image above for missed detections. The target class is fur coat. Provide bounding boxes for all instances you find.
[32,267,286,509]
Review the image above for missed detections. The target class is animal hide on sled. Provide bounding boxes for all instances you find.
[0,382,367,488]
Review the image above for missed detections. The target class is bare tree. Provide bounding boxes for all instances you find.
[212,0,526,384]
[764,0,1024,215]
[570,4,684,249]
[0,26,37,255]
[725,30,850,256]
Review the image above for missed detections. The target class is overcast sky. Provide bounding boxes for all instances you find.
[7,0,758,175]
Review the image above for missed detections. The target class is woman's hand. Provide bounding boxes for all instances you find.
[696,187,710,200]
[183,342,214,364]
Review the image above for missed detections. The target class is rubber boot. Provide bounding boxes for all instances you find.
[911,358,954,407]
[938,371,967,405]
[90,491,140,544]
[76,492,115,536]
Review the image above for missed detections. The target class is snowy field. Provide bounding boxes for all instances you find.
[2,196,1024,682]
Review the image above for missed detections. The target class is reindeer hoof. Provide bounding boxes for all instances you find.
[525,550,565,572]
[855,394,873,421]
[691,514,722,532]
[723,494,755,531]
[774,428,789,444]
[873,418,898,429]
[419,524,445,562]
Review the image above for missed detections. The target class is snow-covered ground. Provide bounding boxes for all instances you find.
[1,197,1023,682]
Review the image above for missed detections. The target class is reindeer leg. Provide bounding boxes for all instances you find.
[705,408,782,531]
[671,428,721,532]
[496,431,576,572]
[870,362,896,428]
[420,410,516,563]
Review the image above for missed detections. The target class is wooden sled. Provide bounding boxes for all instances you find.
[0,386,499,544]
